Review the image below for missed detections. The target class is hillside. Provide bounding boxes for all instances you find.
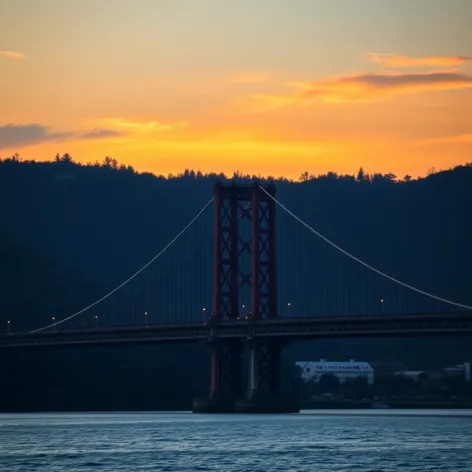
[1,157,471,302]
[1,156,471,411]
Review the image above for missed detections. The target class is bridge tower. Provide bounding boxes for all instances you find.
[193,181,297,413]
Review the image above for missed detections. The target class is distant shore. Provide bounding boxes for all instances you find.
[300,400,472,409]
[3,401,472,413]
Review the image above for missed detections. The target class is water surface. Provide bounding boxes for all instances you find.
[1,410,471,471]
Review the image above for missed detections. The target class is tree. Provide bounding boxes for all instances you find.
[374,374,417,396]
[338,174,356,183]
[356,167,366,182]
[342,376,371,399]
[299,171,312,182]
[102,156,118,169]
[319,373,339,393]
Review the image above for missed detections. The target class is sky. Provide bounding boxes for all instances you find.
[1,0,471,179]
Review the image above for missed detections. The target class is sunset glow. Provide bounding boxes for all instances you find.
[1,0,471,179]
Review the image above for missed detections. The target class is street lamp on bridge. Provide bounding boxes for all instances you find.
[6,320,10,334]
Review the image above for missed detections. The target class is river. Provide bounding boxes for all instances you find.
[1,410,471,471]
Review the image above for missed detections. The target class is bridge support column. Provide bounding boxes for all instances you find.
[246,340,260,400]
[244,340,281,400]
[234,339,299,413]
[193,341,242,413]
[209,341,243,400]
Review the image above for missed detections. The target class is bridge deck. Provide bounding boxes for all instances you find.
[1,313,472,348]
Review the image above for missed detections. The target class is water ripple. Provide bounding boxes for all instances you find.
[1,411,472,471]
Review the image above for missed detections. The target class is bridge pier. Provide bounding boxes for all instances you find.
[193,339,298,414]
[245,340,282,400]
[234,339,298,414]
[246,340,260,400]
[192,340,242,413]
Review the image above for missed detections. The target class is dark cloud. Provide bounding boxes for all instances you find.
[249,71,472,111]
[0,124,122,150]
[349,72,472,88]
[0,124,73,150]
[298,72,472,100]
[81,129,122,139]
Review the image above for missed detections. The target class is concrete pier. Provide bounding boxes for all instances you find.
[234,395,299,414]
[192,397,234,413]
[192,395,299,414]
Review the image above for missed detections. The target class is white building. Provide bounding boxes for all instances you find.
[296,359,374,385]
[443,362,471,382]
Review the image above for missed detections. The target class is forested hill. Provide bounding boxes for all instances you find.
[1,156,471,305]
[1,155,471,411]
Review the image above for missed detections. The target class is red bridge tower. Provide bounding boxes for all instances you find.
[193,182,297,413]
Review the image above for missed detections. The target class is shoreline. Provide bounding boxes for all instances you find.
[3,401,472,414]
[300,400,472,410]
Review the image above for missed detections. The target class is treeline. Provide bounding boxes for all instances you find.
[3,151,463,183]
[296,372,472,402]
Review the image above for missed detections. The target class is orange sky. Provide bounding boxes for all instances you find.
[1,0,471,179]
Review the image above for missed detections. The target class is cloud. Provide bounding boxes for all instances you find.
[0,119,189,150]
[228,72,271,84]
[0,124,72,150]
[0,50,25,60]
[367,53,472,68]
[81,129,122,139]
[246,71,472,111]
[96,118,189,134]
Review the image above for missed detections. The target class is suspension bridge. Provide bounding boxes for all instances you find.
[1,182,471,412]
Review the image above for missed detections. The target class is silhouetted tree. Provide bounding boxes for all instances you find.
[299,171,312,182]
[102,156,118,169]
[356,167,366,182]
[319,373,340,393]
[342,376,371,399]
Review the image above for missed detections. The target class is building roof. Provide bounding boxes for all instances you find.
[444,365,465,371]
[296,360,373,370]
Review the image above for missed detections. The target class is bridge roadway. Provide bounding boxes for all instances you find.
[1,312,472,348]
